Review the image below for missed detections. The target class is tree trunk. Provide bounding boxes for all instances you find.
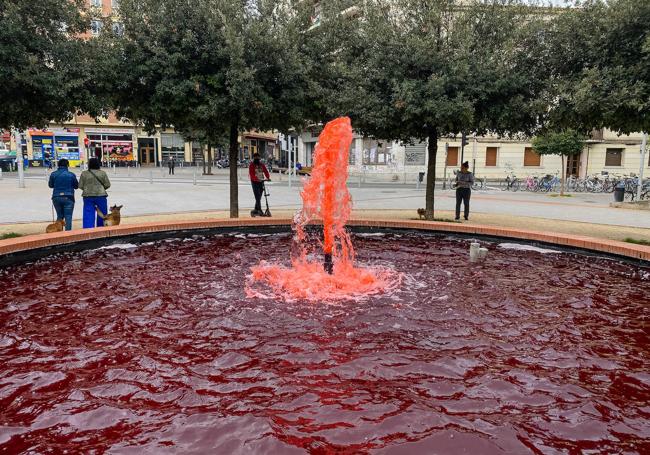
[425,129,438,220]
[560,155,566,196]
[229,119,240,218]
[201,144,206,175]
[207,143,213,175]
[202,143,206,175]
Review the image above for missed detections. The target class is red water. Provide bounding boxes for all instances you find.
[1,233,649,454]
[249,117,401,302]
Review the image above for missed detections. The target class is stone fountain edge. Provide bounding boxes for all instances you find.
[0,218,648,266]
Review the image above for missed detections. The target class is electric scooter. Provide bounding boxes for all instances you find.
[251,180,272,217]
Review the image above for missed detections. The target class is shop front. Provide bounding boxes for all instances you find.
[86,129,135,166]
[29,130,54,167]
[53,128,82,167]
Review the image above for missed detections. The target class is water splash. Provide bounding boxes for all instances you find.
[247,117,402,302]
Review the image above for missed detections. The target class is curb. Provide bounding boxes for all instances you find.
[1,218,649,263]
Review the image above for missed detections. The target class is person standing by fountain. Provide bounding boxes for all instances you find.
[455,161,474,221]
[48,158,78,231]
[79,158,111,228]
[249,153,270,216]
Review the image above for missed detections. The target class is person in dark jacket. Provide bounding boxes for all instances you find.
[168,157,176,175]
[455,161,475,221]
[248,153,270,215]
[48,158,79,231]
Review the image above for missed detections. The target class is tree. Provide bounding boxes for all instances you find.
[112,0,311,217]
[0,0,94,130]
[532,129,584,196]
[336,0,543,220]
[541,0,650,135]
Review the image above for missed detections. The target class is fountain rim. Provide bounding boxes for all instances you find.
[0,218,648,267]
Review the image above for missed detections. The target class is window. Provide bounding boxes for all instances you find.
[605,148,623,167]
[524,147,541,166]
[111,22,124,36]
[348,139,356,165]
[362,139,389,165]
[446,146,458,166]
[161,133,185,162]
[90,20,103,36]
[485,147,498,167]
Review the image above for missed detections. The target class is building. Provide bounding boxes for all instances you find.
[294,128,648,181]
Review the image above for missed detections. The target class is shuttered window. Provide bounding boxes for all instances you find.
[446,147,459,166]
[485,147,498,167]
[605,148,623,166]
[524,147,541,166]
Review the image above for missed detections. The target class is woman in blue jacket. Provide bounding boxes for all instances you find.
[48,159,79,231]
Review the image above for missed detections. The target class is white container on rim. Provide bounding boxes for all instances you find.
[469,242,480,261]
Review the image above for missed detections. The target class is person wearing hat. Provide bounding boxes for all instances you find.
[455,161,475,221]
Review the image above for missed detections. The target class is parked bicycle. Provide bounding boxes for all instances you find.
[501,173,520,191]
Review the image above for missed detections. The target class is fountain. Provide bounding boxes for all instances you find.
[0,118,648,453]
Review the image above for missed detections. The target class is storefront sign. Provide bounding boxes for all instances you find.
[54,135,80,161]
[31,136,53,161]
[103,141,133,161]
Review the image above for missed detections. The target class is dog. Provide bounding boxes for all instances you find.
[45,219,65,233]
[95,205,123,226]
[417,208,426,220]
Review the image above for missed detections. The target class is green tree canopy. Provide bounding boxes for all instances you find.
[0,0,94,130]
[111,0,312,217]
[542,0,650,134]
[331,0,543,219]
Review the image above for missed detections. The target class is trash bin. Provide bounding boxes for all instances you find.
[613,183,625,202]
[418,172,425,183]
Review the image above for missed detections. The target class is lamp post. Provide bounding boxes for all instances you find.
[13,129,25,188]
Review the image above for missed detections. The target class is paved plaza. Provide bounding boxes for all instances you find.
[1,168,649,240]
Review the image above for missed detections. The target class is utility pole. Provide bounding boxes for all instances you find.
[13,129,25,188]
[460,132,468,164]
[638,132,647,201]
[471,133,477,175]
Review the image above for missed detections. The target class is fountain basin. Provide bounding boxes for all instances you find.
[0,220,649,453]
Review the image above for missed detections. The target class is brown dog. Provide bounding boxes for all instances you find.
[417,208,426,220]
[45,219,65,233]
[95,205,123,226]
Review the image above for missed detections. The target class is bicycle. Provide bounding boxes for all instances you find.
[522,174,539,192]
[538,173,560,192]
[501,173,520,191]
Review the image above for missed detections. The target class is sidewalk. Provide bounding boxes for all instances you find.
[2,209,648,243]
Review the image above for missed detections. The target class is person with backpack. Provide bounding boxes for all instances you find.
[48,158,78,231]
[79,157,111,228]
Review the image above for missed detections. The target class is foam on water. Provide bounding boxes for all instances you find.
[498,242,562,254]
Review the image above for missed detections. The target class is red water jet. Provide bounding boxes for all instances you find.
[247,117,401,301]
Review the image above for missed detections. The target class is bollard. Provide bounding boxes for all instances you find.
[149,170,153,184]
[193,168,197,185]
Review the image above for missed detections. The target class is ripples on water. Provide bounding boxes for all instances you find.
[0,233,649,454]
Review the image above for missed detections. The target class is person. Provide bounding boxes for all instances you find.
[48,158,78,231]
[79,157,111,228]
[455,161,475,221]
[168,157,175,175]
[249,153,270,215]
